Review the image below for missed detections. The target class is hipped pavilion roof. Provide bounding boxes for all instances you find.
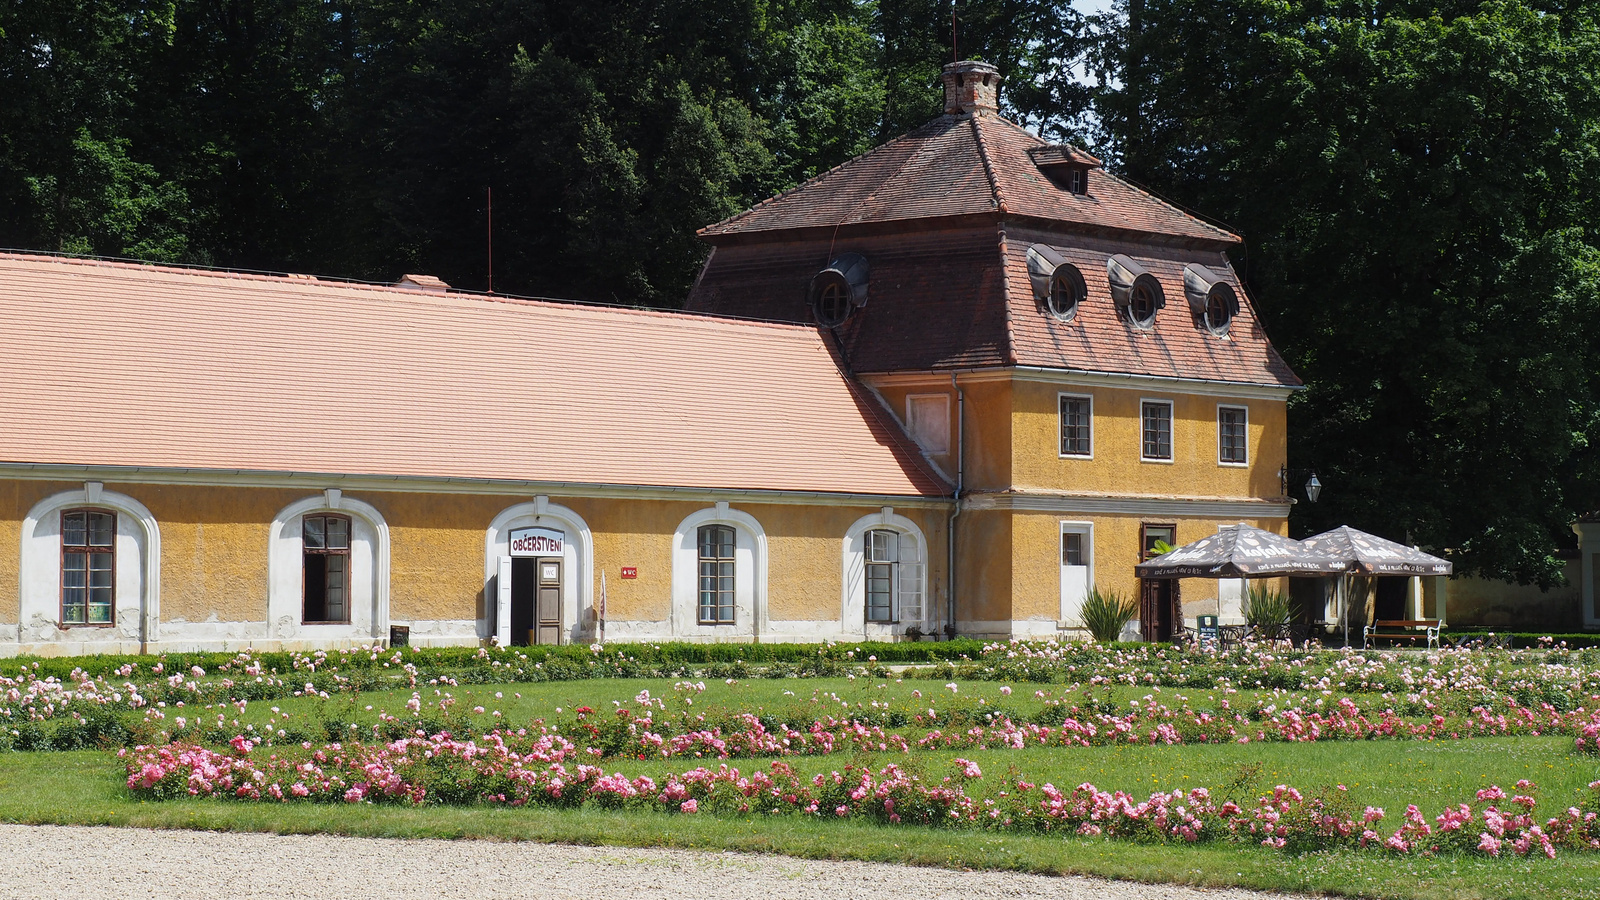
[0,252,947,498]
[1134,524,1346,579]
[1299,526,1454,577]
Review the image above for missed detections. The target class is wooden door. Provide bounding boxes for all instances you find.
[1139,524,1180,641]
[536,559,562,645]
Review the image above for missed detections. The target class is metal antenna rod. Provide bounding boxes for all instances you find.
[952,5,957,62]
[486,186,494,294]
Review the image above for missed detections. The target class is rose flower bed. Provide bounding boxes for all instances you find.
[123,730,1600,859]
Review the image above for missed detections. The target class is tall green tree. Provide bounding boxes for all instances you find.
[1100,0,1600,584]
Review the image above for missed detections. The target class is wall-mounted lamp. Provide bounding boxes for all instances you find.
[1280,466,1322,503]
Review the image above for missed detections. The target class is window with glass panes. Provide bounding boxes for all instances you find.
[302,514,351,623]
[1059,395,1091,457]
[863,529,923,625]
[697,524,736,624]
[61,510,114,625]
[1141,401,1173,460]
[1062,531,1084,567]
[865,530,898,622]
[1218,406,1248,464]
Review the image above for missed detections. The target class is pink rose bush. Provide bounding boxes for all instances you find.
[540,695,1600,764]
[124,732,1600,859]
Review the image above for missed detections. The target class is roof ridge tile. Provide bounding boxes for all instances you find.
[970,117,1006,214]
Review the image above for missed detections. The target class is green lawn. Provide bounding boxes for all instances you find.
[4,651,1600,899]
[0,748,1595,899]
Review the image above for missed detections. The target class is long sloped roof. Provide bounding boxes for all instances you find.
[701,115,1238,245]
[0,253,946,497]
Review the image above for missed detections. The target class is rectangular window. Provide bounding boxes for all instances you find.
[1062,531,1083,567]
[697,524,736,624]
[864,529,923,625]
[1142,400,1173,461]
[865,529,897,623]
[906,394,952,455]
[1218,405,1248,465]
[1059,394,1092,457]
[303,514,351,623]
[61,510,115,625]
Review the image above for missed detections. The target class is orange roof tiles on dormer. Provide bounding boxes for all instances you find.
[0,253,946,497]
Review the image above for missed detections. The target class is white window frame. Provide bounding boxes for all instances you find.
[1140,398,1175,464]
[905,393,952,455]
[20,484,161,649]
[670,504,767,639]
[1058,521,1094,629]
[1217,404,1249,467]
[268,492,390,643]
[1057,392,1094,459]
[841,510,930,638]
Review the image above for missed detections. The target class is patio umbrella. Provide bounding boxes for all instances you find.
[1298,526,1453,576]
[1134,524,1346,579]
[1299,526,1452,645]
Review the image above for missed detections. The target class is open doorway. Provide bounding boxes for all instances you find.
[509,557,562,645]
[1139,523,1181,641]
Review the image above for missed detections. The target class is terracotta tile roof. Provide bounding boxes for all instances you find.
[0,253,947,497]
[700,114,1236,245]
[1000,234,1301,388]
[689,109,1295,388]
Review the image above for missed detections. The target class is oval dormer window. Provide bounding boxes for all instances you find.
[1107,254,1164,330]
[1026,243,1084,322]
[814,276,851,326]
[809,253,869,327]
[1129,282,1159,327]
[1048,267,1084,320]
[1204,292,1231,333]
[1183,264,1240,337]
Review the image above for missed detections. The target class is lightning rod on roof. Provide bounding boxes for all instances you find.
[486,186,494,294]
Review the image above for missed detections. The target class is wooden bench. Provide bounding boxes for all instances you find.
[1363,619,1441,650]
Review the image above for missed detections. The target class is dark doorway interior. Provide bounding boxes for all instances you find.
[1140,578,1180,641]
[1374,577,1408,621]
[510,557,537,646]
[1139,523,1180,641]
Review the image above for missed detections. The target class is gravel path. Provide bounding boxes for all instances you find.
[0,824,1304,900]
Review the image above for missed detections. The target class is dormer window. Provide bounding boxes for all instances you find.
[1129,282,1159,327]
[813,275,851,326]
[1204,292,1231,332]
[1026,244,1085,322]
[1049,268,1083,318]
[1183,264,1241,337]
[809,253,869,327]
[1029,145,1099,196]
[1107,254,1165,329]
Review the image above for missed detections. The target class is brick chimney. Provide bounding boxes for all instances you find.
[942,60,1001,117]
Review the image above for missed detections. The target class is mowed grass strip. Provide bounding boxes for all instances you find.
[0,750,1594,900]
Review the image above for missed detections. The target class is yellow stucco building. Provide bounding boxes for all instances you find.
[0,61,1299,655]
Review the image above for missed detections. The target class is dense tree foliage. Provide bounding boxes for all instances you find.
[5,0,1599,583]
[1101,1,1600,583]
[0,0,1092,302]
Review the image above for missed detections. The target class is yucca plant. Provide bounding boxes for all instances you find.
[1081,586,1137,642]
[1245,583,1298,639]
